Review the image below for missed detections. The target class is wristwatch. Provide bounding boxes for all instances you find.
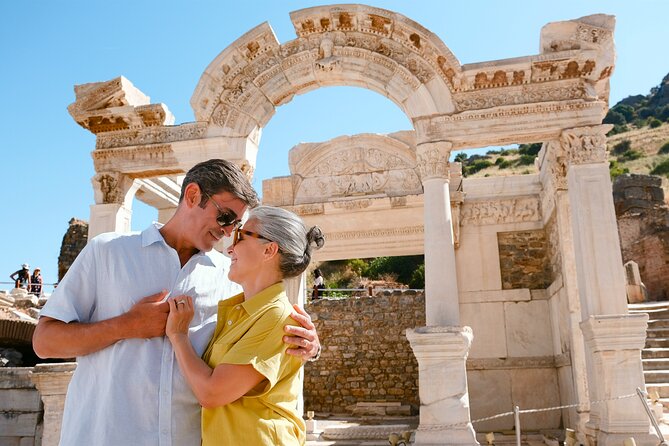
[307,345,322,362]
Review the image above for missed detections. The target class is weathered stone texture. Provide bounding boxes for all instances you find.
[497,230,552,290]
[614,174,669,301]
[58,218,88,281]
[304,291,424,414]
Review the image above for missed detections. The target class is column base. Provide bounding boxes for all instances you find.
[414,424,478,445]
[407,326,479,446]
[596,431,659,446]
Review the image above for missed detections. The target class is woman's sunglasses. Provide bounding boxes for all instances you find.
[232,227,273,246]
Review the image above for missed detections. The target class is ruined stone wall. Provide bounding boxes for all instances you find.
[304,291,424,415]
[0,368,42,444]
[614,174,669,300]
[498,230,552,290]
[58,218,88,281]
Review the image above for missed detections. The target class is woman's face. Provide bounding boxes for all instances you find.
[227,219,273,284]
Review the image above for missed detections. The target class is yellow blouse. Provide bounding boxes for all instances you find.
[201,282,305,445]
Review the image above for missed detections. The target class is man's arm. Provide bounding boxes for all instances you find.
[33,291,169,358]
[284,304,321,360]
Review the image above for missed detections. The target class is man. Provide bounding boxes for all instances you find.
[10,263,30,289]
[33,159,320,445]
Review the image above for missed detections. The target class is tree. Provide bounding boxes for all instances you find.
[454,152,468,163]
[603,110,626,126]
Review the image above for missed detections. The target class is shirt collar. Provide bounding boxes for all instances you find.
[140,223,222,268]
[241,282,286,315]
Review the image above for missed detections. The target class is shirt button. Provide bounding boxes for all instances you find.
[235,305,241,310]
[227,320,233,325]
[161,429,168,435]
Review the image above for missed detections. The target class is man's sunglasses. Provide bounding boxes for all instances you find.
[232,227,273,246]
[203,193,242,228]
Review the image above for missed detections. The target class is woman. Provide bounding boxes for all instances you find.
[166,206,324,445]
[29,267,43,296]
[10,264,30,290]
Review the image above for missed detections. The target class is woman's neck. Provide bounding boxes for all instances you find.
[239,271,283,301]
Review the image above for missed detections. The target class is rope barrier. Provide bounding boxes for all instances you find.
[416,392,639,431]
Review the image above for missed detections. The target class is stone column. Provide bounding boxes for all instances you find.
[558,125,654,445]
[30,363,76,446]
[561,125,627,318]
[581,314,657,446]
[416,142,459,326]
[406,327,478,445]
[89,172,139,238]
[538,140,591,439]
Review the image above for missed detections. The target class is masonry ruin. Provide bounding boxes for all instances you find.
[7,4,657,445]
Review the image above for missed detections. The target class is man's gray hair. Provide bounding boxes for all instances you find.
[180,159,259,208]
[249,206,325,278]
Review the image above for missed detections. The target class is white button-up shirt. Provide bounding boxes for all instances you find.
[40,224,240,446]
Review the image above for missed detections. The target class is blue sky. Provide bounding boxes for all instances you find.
[1,1,667,290]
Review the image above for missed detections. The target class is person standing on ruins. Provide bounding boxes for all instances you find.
[10,263,30,289]
[32,159,321,445]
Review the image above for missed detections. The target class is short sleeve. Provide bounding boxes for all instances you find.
[221,305,295,388]
[40,236,100,323]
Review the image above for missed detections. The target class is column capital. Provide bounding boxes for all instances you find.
[92,171,138,205]
[560,124,613,166]
[416,141,453,181]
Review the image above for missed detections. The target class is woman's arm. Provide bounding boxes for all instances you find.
[166,296,266,409]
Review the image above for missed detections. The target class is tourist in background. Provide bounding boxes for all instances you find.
[312,268,325,299]
[9,264,30,289]
[29,268,43,296]
[167,206,324,445]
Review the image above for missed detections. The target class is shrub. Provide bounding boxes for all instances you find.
[494,157,506,165]
[612,104,636,122]
[517,154,537,166]
[518,143,542,156]
[486,149,501,155]
[603,110,626,126]
[658,141,669,155]
[618,149,644,162]
[650,159,669,177]
[409,264,425,289]
[497,159,512,169]
[607,124,629,136]
[609,160,629,179]
[638,107,654,119]
[649,118,662,128]
[612,140,631,155]
[465,159,493,175]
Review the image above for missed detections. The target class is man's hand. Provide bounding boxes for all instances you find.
[284,304,321,360]
[121,290,170,339]
[33,290,170,359]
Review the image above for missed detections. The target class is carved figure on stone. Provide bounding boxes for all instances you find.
[315,33,339,71]
[96,173,123,204]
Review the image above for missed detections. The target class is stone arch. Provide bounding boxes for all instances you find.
[190,4,460,140]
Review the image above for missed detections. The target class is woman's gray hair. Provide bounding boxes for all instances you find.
[249,206,325,278]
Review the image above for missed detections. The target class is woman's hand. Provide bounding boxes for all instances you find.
[166,295,194,340]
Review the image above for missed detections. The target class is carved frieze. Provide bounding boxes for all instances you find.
[286,203,325,216]
[561,125,612,165]
[92,144,176,172]
[297,169,421,201]
[453,81,587,112]
[96,122,207,150]
[331,199,372,210]
[327,225,424,241]
[460,197,542,226]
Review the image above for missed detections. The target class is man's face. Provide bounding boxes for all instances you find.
[190,191,248,253]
